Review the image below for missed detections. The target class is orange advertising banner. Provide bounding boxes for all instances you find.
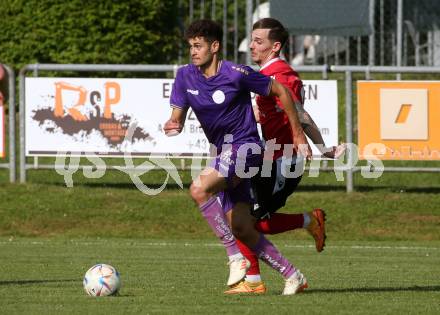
[357,81,440,160]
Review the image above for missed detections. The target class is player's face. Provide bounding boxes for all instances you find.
[250,28,280,66]
[188,37,217,67]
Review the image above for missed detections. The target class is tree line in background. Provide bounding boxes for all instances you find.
[0,0,252,109]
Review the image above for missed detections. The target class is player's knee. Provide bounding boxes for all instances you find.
[231,220,251,241]
[190,182,210,205]
[231,224,244,240]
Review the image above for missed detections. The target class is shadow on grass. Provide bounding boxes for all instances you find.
[42,181,191,190]
[296,185,346,192]
[0,279,79,286]
[308,285,440,294]
[81,182,192,190]
[40,181,347,192]
[394,187,440,194]
[298,185,440,193]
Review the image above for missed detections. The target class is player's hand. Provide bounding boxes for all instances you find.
[323,143,347,159]
[252,105,261,123]
[163,118,183,137]
[294,132,312,161]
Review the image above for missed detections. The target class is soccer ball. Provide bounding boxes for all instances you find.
[83,264,121,296]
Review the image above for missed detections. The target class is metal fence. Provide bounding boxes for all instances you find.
[176,0,440,68]
[15,63,440,193]
[2,1,440,190]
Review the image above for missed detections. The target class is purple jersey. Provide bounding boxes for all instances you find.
[170,60,272,149]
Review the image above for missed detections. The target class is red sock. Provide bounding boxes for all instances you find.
[255,213,304,235]
[236,239,260,276]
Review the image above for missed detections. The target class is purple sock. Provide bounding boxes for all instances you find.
[253,234,296,279]
[199,197,240,257]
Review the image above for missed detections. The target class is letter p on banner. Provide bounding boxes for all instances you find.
[104,82,121,119]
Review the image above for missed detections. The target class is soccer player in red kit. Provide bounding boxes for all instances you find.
[225,18,345,294]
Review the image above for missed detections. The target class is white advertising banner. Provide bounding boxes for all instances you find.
[25,78,209,157]
[0,106,4,158]
[301,80,339,157]
[25,78,338,157]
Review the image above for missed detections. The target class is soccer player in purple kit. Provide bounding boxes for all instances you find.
[163,19,313,294]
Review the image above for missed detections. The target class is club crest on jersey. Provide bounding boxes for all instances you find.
[212,90,225,104]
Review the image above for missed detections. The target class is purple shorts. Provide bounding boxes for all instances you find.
[209,143,263,213]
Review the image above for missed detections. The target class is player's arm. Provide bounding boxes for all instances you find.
[297,110,346,158]
[275,76,325,146]
[299,109,326,149]
[274,75,334,158]
[252,105,260,123]
[166,66,189,137]
[269,79,312,160]
[282,81,346,159]
[285,83,329,155]
[164,107,187,136]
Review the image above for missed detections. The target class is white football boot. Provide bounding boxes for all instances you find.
[227,257,250,286]
[282,270,308,295]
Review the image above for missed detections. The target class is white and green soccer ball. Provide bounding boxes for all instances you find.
[83,264,121,296]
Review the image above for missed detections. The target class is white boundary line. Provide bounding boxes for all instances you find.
[1,240,439,251]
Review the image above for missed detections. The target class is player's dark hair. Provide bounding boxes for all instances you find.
[185,19,223,46]
[252,18,288,48]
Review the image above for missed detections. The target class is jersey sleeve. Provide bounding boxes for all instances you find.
[238,65,272,96]
[274,71,304,110]
[170,67,189,110]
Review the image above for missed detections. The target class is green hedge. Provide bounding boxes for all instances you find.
[0,0,180,70]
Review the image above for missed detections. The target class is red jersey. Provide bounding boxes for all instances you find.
[256,58,304,160]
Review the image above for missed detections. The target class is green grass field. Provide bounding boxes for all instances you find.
[0,238,439,314]
[1,59,440,314]
[0,166,439,314]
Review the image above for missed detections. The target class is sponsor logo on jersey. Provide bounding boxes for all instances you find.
[212,90,225,104]
[231,66,249,75]
[186,89,199,95]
